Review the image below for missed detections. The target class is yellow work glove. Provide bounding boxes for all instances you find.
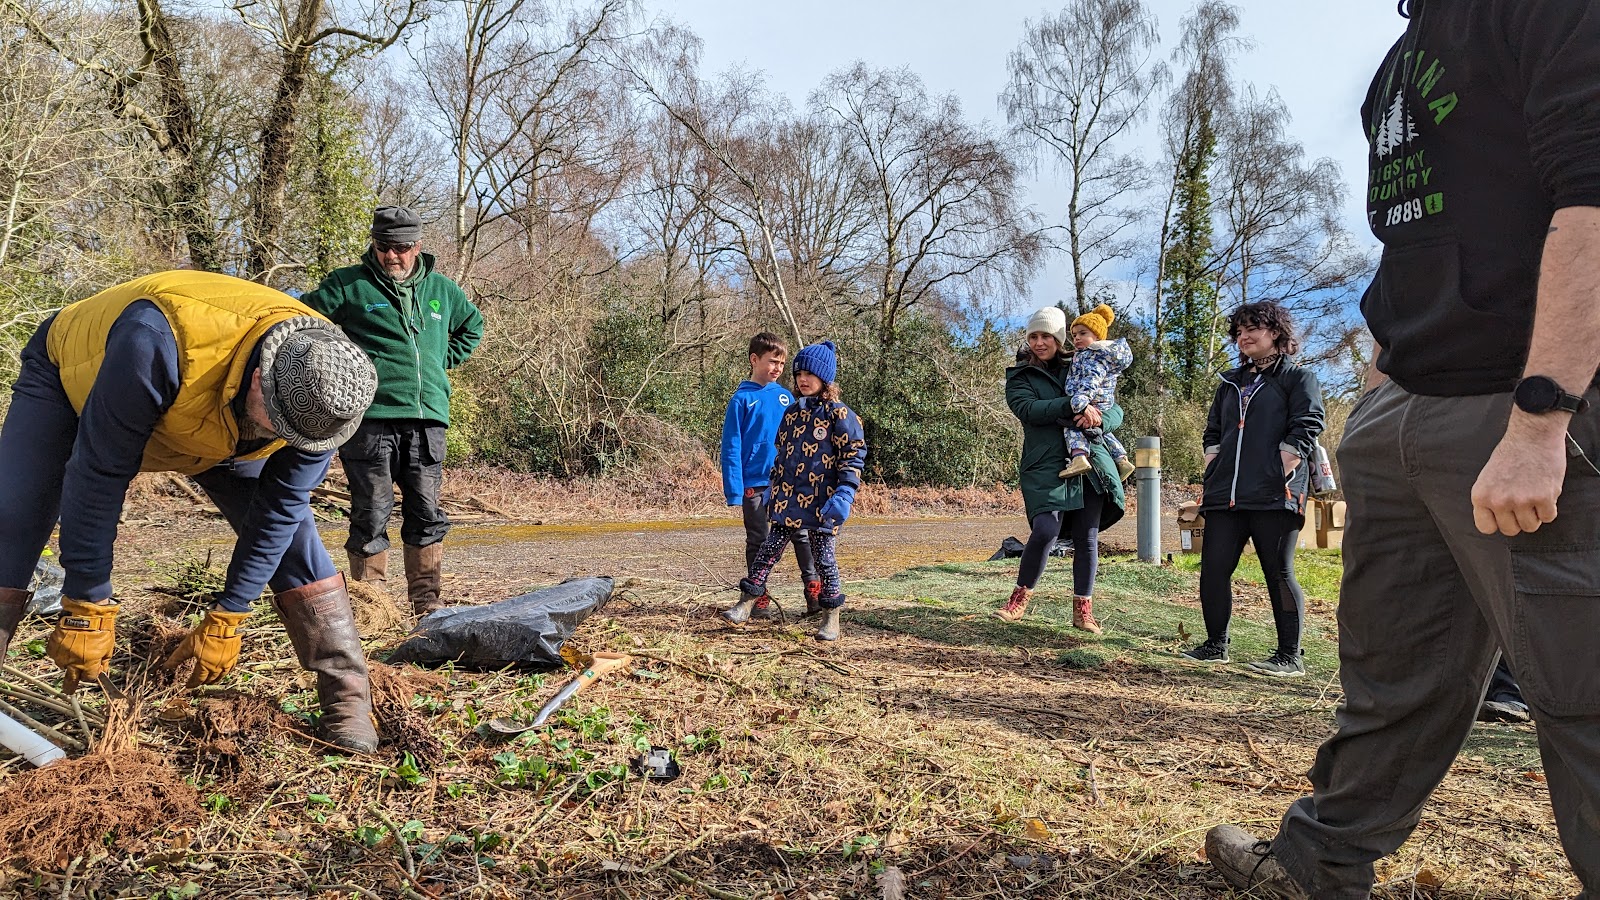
[163,607,252,688]
[47,598,120,693]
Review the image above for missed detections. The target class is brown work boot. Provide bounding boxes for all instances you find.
[0,587,27,657]
[347,549,388,587]
[403,543,444,615]
[272,574,380,754]
[1204,825,1309,900]
[994,585,1031,623]
[1072,595,1103,634]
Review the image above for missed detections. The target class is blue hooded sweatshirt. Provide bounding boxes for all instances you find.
[720,380,794,505]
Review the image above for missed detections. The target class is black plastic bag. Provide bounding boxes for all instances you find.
[27,558,64,617]
[387,576,613,670]
[986,537,1073,561]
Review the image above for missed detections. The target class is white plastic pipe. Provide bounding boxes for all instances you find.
[0,707,66,767]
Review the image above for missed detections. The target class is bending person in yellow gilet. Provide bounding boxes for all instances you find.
[0,271,382,753]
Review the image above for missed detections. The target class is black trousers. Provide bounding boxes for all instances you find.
[1198,507,1306,652]
[339,420,450,555]
[1016,484,1104,597]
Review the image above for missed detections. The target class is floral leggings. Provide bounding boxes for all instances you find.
[743,525,845,609]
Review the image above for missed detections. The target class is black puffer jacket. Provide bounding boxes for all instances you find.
[1199,357,1326,517]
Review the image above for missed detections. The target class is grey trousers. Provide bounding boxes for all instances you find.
[742,488,817,581]
[1272,380,1600,899]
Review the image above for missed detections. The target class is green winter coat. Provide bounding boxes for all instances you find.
[1006,357,1127,528]
[300,251,484,425]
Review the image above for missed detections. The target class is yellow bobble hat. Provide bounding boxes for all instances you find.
[1072,303,1116,342]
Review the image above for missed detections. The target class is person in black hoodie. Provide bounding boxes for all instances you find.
[1205,1,1600,897]
[1180,301,1325,676]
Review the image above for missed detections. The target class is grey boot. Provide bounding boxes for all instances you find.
[1204,825,1309,900]
[721,593,760,625]
[0,587,27,658]
[273,574,380,754]
[814,607,841,642]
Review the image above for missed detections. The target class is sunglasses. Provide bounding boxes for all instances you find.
[374,240,418,254]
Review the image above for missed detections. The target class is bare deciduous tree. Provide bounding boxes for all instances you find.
[1003,0,1165,310]
[817,63,1044,372]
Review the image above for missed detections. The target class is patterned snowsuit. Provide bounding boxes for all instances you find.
[744,397,867,610]
[1063,338,1133,460]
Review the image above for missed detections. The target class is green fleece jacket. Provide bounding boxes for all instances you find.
[300,251,484,424]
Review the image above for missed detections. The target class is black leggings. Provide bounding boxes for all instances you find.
[1016,485,1104,597]
[1199,508,1305,652]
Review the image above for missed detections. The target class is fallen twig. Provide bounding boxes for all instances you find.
[664,865,747,900]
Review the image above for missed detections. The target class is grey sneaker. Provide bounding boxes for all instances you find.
[1181,639,1229,663]
[1479,698,1531,723]
[1205,825,1309,900]
[1249,649,1306,678]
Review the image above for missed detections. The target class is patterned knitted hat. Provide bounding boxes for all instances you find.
[1072,304,1116,342]
[1025,307,1068,346]
[793,340,839,384]
[257,318,377,452]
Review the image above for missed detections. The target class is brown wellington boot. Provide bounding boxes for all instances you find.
[994,585,1032,623]
[1072,595,1103,634]
[347,549,388,587]
[272,574,380,754]
[403,543,444,616]
[0,587,28,657]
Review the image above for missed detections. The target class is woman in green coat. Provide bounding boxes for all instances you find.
[994,307,1127,630]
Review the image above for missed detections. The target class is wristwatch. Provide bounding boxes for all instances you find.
[1513,375,1590,415]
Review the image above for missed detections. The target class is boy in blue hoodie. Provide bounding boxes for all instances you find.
[721,333,819,620]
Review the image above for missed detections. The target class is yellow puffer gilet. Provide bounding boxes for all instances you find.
[47,270,322,475]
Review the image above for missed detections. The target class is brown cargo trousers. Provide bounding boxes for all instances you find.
[1272,379,1600,899]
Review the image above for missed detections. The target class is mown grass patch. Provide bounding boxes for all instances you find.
[849,552,1341,679]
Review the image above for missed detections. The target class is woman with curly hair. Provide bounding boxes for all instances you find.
[1181,300,1326,676]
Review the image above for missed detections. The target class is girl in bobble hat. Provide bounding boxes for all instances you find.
[1058,304,1135,483]
[721,340,867,642]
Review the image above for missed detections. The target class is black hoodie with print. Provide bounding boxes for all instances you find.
[1360,0,1600,396]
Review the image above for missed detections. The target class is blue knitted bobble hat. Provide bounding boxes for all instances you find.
[792,340,838,384]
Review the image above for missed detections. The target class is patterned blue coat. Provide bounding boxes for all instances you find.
[767,398,868,534]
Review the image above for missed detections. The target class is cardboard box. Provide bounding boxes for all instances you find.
[1177,502,1205,554]
[1306,499,1348,550]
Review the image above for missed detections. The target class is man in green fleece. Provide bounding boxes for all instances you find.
[300,206,484,615]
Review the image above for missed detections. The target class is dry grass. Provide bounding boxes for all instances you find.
[0,530,1573,899]
[128,463,1025,528]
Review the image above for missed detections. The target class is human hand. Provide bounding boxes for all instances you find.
[1281,450,1301,476]
[164,607,251,688]
[1205,452,1218,469]
[1471,412,1569,536]
[47,598,120,693]
[1075,406,1103,429]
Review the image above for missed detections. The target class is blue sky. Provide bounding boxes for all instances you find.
[652,1,1405,313]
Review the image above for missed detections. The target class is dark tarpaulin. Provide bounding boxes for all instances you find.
[387,576,613,670]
